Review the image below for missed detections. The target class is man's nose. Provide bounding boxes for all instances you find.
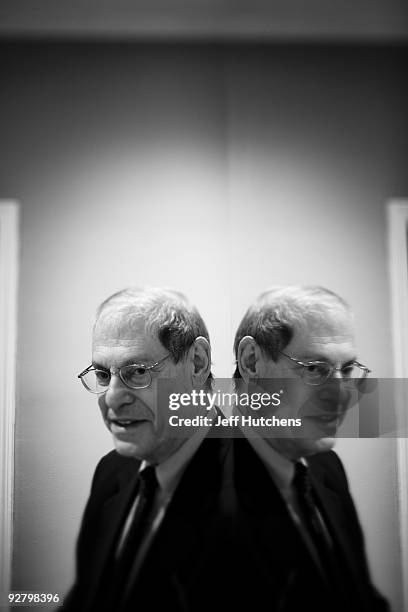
[104,373,134,409]
[325,374,343,390]
[323,375,350,405]
[322,374,343,393]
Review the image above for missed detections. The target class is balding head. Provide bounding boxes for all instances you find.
[234,286,352,378]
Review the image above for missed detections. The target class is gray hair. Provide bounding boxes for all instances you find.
[95,286,211,365]
[233,285,351,378]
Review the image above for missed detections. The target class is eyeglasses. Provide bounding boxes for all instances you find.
[77,354,171,394]
[279,351,371,387]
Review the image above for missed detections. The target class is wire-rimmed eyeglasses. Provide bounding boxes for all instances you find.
[77,354,171,394]
[279,351,371,386]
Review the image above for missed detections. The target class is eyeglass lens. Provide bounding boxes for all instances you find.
[82,366,151,392]
[303,363,366,384]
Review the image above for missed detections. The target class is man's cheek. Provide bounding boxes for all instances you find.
[283,381,312,413]
[152,405,168,435]
[98,398,109,425]
[286,391,314,416]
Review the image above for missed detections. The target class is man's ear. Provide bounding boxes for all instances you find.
[189,336,211,385]
[237,336,262,382]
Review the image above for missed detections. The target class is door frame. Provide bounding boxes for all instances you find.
[387,199,408,611]
[0,202,19,603]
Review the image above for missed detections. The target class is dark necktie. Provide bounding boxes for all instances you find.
[109,465,159,604]
[293,461,347,598]
[293,462,332,549]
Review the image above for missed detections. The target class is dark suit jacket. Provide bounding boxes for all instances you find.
[63,436,388,612]
[63,437,233,612]
[229,437,389,612]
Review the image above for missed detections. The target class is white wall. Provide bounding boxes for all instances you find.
[1,42,407,611]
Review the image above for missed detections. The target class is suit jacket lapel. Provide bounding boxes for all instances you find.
[232,437,328,583]
[83,472,139,611]
[148,436,231,564]
[117,436,232,610]
[308,462,365,592]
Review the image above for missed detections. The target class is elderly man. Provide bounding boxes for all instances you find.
[63,287,227,612]
[231,285,388,612]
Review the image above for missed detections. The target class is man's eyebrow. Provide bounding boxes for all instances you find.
[300,354,357,364]
[92,361,108,369]
[341,358,358,367]
[297,353,327,362]
[92,357,158,368]
[123,357,160,367]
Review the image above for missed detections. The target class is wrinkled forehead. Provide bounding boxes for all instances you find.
[292,307,355,344]
[92,308,153,348]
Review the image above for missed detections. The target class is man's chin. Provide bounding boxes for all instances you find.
[302,436,336,456]
[112,431,184,463]
[109,421,155,459]
[113,438,147,459]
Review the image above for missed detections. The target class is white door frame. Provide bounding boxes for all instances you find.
[0,202,19,604]
[387,199,408,612]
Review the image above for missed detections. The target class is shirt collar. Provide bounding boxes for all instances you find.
[245,432,296,497]
[140,408,215,499]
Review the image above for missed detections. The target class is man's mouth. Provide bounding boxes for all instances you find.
[109,418,149,430]
[314,414,340,423]
[303,412,342,435]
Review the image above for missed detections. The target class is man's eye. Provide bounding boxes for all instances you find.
[125,366,147,377]
[95,370,110,384]
[123,365,150,386]
[306,363,328,376]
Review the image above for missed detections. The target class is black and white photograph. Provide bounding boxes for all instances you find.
[1,1,408,611]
